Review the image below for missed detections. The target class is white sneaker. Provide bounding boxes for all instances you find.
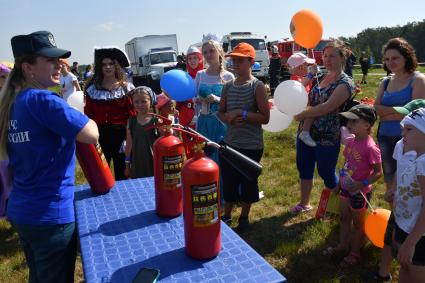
[299,131,317,147]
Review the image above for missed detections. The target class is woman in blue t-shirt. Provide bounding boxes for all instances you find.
[0,31,99,283]
[374,38,425,192]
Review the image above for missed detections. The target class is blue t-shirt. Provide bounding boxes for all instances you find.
[7,88,89,225]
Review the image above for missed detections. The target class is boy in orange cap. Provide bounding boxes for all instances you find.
[217,43,270,232]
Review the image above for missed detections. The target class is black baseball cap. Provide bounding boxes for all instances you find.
[11,31,71,59]
[339,104,377,125]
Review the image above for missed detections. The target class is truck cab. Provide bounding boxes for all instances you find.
[141,47,178,80]
[125,34,178,91]
[221,32,269,82]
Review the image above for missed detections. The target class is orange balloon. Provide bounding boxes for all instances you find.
[290,9,323,49]
[365,208,391,248]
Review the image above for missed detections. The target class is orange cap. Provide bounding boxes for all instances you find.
[225,42,256,59]
[59,58,69,66]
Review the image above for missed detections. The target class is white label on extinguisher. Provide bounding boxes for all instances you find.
[162,155,183,189]
[192,182,219,227]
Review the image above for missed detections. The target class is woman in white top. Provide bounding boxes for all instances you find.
[195,34,234,163]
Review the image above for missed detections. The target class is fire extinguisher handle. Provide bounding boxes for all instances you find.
[218,144,262,181]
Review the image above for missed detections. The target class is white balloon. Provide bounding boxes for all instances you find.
[67,91,85,113]
[274,80,308,116]
[262,99,293,132]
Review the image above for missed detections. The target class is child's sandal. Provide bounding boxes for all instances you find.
[340,251,360,266]
[322,246,345,256]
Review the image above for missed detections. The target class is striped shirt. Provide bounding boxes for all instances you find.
[223,78,264,149]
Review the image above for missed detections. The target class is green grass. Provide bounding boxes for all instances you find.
[2,68,424,282]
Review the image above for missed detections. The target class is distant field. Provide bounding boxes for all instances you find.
[2,67,424,282]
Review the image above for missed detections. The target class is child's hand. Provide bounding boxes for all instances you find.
[226,109,242,124]
[397,240,415,267]
[124,166,131,179]
[232,116,245,127]
[347,181,362,195]
[384,188,395,203]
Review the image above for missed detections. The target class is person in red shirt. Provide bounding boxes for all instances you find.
[84,48,135,180]
[176,46,204,158]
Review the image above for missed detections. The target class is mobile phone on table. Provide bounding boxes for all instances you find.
[132,267,160,283]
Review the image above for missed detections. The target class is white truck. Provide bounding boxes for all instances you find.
[221,32,269,81]
[125,34,178,90]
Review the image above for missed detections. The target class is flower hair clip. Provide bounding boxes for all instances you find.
[202,33,220,44]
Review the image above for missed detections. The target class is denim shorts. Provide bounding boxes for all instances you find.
[377,135,402,183]
[392,222,425,266]
[296,138,340,189]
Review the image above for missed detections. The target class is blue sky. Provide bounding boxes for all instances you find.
[1,0,424,64]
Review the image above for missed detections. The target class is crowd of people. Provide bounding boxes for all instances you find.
[1,30,425,282]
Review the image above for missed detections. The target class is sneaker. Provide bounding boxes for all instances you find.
[236,217,250,232]
[290,203,313,214]
[221,215,232,225]
[298,131,317,147]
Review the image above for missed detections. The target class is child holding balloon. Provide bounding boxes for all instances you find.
[381,108,425,282]
[287,52,318,147]
[322,105,382,266]
[217,42,269,231]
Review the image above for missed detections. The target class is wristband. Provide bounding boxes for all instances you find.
[242,110,248,120]
[361,179,370,187]
[125,156,131,164]
[306,73,314,80]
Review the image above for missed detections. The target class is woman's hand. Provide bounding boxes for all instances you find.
[206,94,219,103]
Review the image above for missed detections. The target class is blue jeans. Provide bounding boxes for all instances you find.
[296,138,340,189]
[377,135,402,183]
[11,221,77,283]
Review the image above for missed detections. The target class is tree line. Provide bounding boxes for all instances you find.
[339,20,425,64]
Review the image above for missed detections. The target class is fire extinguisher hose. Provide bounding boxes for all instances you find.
[175,125,263,181]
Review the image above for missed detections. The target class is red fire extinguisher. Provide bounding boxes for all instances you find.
[75,142,115,194]
[181,139,221,259]
[153,123,185,217]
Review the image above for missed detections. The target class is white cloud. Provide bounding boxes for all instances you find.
[95,22,124,31]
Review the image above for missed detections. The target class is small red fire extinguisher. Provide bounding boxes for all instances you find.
[153,123,185,217]
[76,142,115,194]
[181,140,221,259]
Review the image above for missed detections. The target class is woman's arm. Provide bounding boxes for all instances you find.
[397,175,425,266]
[374,80,403,120]
[411,74,425,100]
[73,80,82,91]
[76,119,99,144]
[294,84,350,121]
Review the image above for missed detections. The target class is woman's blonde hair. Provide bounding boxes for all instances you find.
[202,40,227,82]
[0,55,38,159]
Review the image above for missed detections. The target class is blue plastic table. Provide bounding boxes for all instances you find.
[74,177,286,283]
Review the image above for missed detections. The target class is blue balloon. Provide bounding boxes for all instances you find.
[160,70,196,102]
[252,62,260,71]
